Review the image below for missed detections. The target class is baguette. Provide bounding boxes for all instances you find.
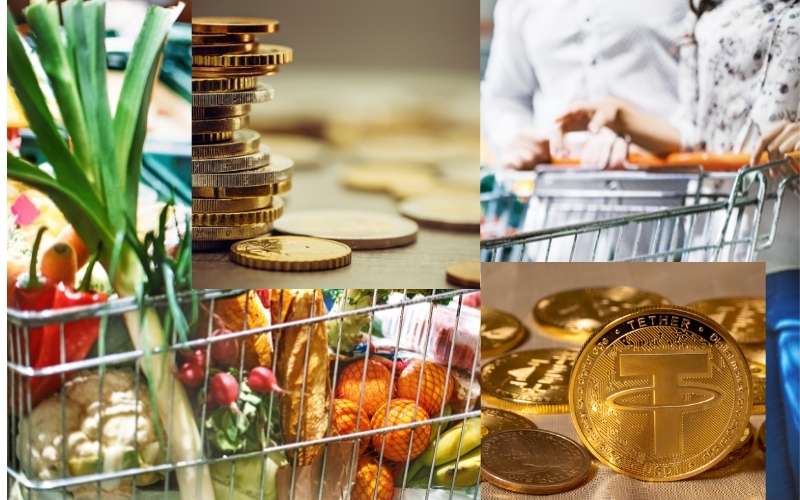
[209,291,272,368]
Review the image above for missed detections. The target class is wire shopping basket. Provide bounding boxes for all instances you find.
[481,158,799,262]
[7,289,480,500]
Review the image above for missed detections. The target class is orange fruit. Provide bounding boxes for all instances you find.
[370,399,431,462]
[396,360,455,416]
[332,399,370,454]
[336,359,393,416]
[351,455,394,500]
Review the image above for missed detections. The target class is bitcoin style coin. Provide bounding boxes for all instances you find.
[273,210,418,250]
[481,307,527,358]
[192,76,258,93]
[569,306,752,481]
[192,104,250,120]
[399,193,480,232]
[750,360,766,414]
[533,286,671,345]
[192,195,273,213]
[687,297,765,345]
[193,42,256,56]
[191,147,269,174]
[192,17,280,34]
[698,424,755,478]
[230,236,352,271]
[757,421,765,452]
[445,261,480,288]
[192,44,293,68]
[192,115,249,134]
[192,33,256,45]
[192,64,280,77]
[192,84,274,108]
[192,129,260,159]
[481,407,536,438]
[192,222,272,241]
[192,178,292,198]
[481,349,577,414]
[481,429,591,494]
[192,130,233,144]
[192,197,284,227]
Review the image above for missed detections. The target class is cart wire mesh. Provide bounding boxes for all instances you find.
[7,289,480,500]
[481,159,799,262]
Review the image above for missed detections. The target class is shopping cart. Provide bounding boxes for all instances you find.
[7,289,480,500]
[481,158,799,262]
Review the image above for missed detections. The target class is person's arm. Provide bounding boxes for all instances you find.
[481,0,548,168]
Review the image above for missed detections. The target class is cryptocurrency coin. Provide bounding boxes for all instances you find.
[533,286,671,345]
[569,306,752,481]
[757,421,765,452]
[192,44,293,68]
[481,407,536,437]
[192,130,233,144]
[192,76,258,93]
[230,236,352,271]
[750,360,766,414]
[193,42,257,56]
[192,147,269,174]
[192,64,280,77]
[481,349,577,414]
[192,17,280,34]
[699,424,755,478]
[481,307,527,358]
[192,84,274,107]
[399,193,480,232]
[192,115,249,134]
[273,210,418,250]
[481,429,591,494]
[192,104,250,120]
[192,178,291,198]
[192,222,272,241]
[192,195,273,213]
[445,261,480,287]
[687,297,765,345]
[192,129,260,159]
[192,198,284,227]
[192,33,256,45]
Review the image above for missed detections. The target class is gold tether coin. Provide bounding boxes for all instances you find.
[569,306,752,481]
[192,17,280,34]
[481,307,527,358]
[230,236,352,272]
[686,297,765,344]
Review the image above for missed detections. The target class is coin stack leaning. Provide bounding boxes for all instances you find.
[191,17,294,251]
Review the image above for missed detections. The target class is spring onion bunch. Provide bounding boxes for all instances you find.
[7,1,211,497]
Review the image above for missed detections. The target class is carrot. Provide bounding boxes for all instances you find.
[40,242,77,287]
[56,224,89,269]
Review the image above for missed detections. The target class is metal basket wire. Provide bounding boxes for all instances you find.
[481,159,799,262]
[7,289,480,500]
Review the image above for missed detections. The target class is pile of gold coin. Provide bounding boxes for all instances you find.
[191,17,294,250]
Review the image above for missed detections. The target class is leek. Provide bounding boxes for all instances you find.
[7,2,213,498]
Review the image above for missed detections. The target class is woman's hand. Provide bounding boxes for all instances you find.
[500,131,551,170]
[752,120,800,165]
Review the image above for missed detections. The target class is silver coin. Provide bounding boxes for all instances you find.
[192,83,274,107]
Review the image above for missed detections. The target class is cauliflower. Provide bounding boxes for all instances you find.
[17,369,162,498]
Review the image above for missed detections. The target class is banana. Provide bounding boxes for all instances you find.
[432,447,480,488]
[420,417,481,467]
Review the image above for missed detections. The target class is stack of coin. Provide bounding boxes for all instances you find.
[191,17,294,250]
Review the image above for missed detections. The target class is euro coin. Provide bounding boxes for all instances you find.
[533,286,670,345]
[192,130,233,144]
[480,307,527,358]
[191,115,249,134]
[398,193,480,232]
[192,164,292,189]
[230,236,352,271]
[192,197,284,227]
[481,429,591,494]
[192,222,272,241]
[481,349,577,414]
[569,306,752,481]
[480,407,536,437]
[192,76,258,93]
[192,44,293,68]
[192,129,260,159]
[445,261,480,288]
[192,17,280,34]
[192,178,291,198]
[686,297,765,344]
[272,210,418,250]
[192,147,269,174]
[192,84,274,107]
[192,195,273,213]
[192,104,250,120]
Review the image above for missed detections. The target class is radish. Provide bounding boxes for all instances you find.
[177,361,204,388]
[209,372,239,408]
[210,327,240,368]
[247,367,285,394]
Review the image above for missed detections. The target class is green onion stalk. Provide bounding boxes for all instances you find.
[7,1,212,498]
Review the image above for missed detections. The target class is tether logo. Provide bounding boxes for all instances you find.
[606,352,721,456]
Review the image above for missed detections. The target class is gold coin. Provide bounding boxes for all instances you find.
[445,261,480,288]
[533,286,671,345]
[481,349,577,414]
[192,104,250,120]
[399,193,480,232]
[230,236,352,271]
[750,360,766,414]
[192,222,272,241]
[481,429,591,495]
[757,421,765,452]
[192,129,260,159]
[272,210,418,250]
[192,17,280,34]
[193,42,257,56]
[481,407,536,438]
[192,154,293,188]
[192,33,256,45]
[192,147,269,174]
[192,84,274,107]
[192,64,280,77]
[192,130,233,144]
[569,306,752,481]
[698,424,755,478]
[192,195,272,213]
[687,297,765,344]
[192,197,284,227]
[192,178,291,198]
[192,115,249,134]
[192,76,258,93]
[192,44,293,68]
[481,307,527,358]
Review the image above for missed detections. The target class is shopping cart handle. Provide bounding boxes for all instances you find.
[551,152,754,171]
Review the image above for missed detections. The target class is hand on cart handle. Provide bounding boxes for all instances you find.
[501,130,551,170]
[751,120,800,169]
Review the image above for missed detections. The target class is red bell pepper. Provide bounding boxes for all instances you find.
[13,226,55,366]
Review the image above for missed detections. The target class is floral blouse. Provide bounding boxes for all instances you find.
[677,0,800,152]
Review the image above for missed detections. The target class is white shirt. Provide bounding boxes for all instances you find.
[481,0,688,157]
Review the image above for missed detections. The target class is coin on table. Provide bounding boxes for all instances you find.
[340,167,437,197]
[481,307,527,358]
[230,236,352,272]
[192,75,258,93]
[533,286,671,345]
[687,297,765,344]
[192,104,250,120]
[481,407,536,437]
[750,360,766,415]
[192,129,261,159]
[569,306,752,481]
[192,17,280,34]
[192,195,272,213]
[757,421,765,452]
[192,178,291,198]
[399,193,480,232]
[192,33,256,45]
[699,424,755,478]
[481,349,577,414]
[445,261,480,288]
[192,197,284,227]
[481,429,591,494]
[261,133,326,169]
[192,44,293,68]
[273,210,418,250]
[192,115,249,134]
[192,222,272,241]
